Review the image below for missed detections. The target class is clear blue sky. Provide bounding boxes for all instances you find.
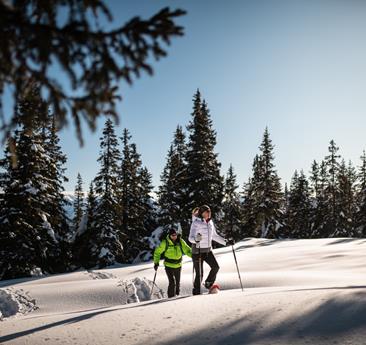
[5,0,366,192]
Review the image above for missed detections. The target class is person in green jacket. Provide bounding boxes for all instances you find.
[153,228,192,298]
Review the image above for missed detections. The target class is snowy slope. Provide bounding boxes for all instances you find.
[1,238,366,344]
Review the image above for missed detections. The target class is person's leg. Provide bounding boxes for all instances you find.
[204,251,220,289]
[174,267,182,296]
[165,267,176,298]
[192,253,203,295]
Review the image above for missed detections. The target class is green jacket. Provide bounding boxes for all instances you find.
[153,235,192,268]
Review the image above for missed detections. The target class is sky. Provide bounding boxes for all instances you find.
[3,0,366,193]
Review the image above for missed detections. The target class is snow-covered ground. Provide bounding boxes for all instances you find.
[1,238,366,344]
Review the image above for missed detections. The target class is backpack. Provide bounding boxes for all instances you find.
[154,234,184,261]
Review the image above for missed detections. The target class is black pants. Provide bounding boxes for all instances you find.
[165,266,181,298]
[192,251,219,295]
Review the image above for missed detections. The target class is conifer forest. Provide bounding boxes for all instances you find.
[1,87,366,280]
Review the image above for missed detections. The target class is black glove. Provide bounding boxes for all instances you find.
[154,263,159,271]
[226,239,235,246]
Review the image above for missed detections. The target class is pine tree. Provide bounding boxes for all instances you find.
[72,173,85,234]
[286,170,312,238]
[158,125,188,231]
[334,160,357,237]
[356,151,366,237]
[248,128,284,238]
[241,156,262,238]
[309,160,320,237]
[309,160,320,199]
[220,165,242,242]
[86,182,98,236]
[92,119,123,268]
[184,90,224,234]
[138,167,157,235]
[118,129,139,261]
[323,140,341,236]
[73,182,98,268]
[311,160,331,238]
[41,115,71,270]
[118,130,153,262]
[0,87,61,279]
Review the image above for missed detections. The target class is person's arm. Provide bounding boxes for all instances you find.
[181,239,192,258]
[153,240,166,264]
[212,222,226,245]
[191,207,199,222]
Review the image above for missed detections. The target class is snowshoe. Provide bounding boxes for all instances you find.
[208,283,220,294]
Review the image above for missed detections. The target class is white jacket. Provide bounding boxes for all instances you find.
[189,217,226,252]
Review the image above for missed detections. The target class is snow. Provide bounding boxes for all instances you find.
[98,247,112,259]
[0,289,38,320]
[41,213,57,241]
[24,184,38,195]
[1,238,366,344]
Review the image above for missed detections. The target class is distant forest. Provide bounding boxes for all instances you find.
[1,87,365,280]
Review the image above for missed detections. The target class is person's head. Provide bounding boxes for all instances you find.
[168,228,178,241]
[199,205,211,219]
[192,207,200,217]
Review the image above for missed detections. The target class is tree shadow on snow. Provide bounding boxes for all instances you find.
[230,239,278,253]
[0,309,114,343]
[0,273,63,288]
[151,290,366,345]
[324,238,359,246]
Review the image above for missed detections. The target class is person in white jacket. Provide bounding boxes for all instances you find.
[189,205,228,295]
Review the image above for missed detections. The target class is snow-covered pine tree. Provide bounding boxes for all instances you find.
[311,160,331,238]
[249,128,284,238]
[118,129,139,261]
[92,119,123,268]
[241,155,263,238]
[323,140,341,237]
[308,160,320,237]
[334,160,357,237]
[73,182,98,268]
[138,166,157,235]
[0,139,12,215]
[132,166,158,260]
[0,86,61,279]
[72,173,85,235]
[355,151,366,237]
[284,183,290,210]
[219,165,242,242]
[41,115,70,270]
[286,170,312,238]
[158,125,188,232]
[117,129,152,262]
[184,90,224,232]
[85,182,98,239]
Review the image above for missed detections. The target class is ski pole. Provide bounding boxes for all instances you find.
[198,242,202,294]
[150,268,158,299]
[232,245,244,292]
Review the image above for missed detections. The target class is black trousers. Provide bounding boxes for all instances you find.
[192,251,219,294]
[165,266,181,298]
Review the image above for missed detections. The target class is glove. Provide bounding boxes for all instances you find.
[226,239,235,246]
[195,233,202,242]
[154,263,159,271]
